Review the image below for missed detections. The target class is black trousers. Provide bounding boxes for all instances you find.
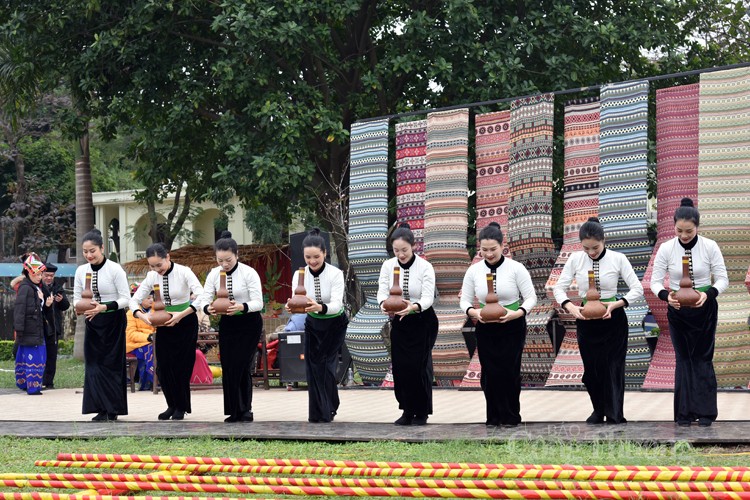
[219,312,263,417]
[42,334,58,387]
[475,316,527,426]
[576,307,628,423]
[305,314,348,422]
[82,310,128,416]
[668,296,719,423]
[156,314,198,414]
[391,307,438,416]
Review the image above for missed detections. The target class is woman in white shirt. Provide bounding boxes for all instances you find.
[377,223,438,426]
[130,242,203,421]
[194,231,264,423]
[650,198,728,427]
[553,217,643,425]
[287,228,348,423]
[73,229,130,421]
[460,222,536,427]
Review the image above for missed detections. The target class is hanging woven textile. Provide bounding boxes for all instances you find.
[642,83,700,389]
[697,67,750,388]
[395,120,427,256]
[506,93,557,386]
[545,97,601,387]
[460,110,511,389]
[345,120,391,385]
[424,108,471,385]
[597,80,652,388]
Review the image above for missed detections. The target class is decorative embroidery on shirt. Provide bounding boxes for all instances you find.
[314,276,322,303]
[226,274,235,301]
[402,268,411,301]
[162,276,172,306]
[685,248,695,287]
[91,271,101,303]
[592,260,601,292]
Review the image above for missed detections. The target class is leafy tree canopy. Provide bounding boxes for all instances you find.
[1,0,746,267]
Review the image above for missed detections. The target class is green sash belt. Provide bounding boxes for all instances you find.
[308,309,345,320]
[582,296,618,305]
[479,300,520,311]
[165,302,191,313]
[696,285,711,293]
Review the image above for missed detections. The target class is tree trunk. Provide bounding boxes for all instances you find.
[73,124,93,361]
[12,146,26,254]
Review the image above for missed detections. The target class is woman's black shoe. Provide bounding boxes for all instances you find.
[91,412,108,421]
[698,418,712,427]
[412,415,428,426]
[158,408,175,420]
[586,412,604,424]
[676,420,691,427]
[239,411,254,422]
[107,413,118,421]
[171,410,185,420]
[224,415,238,422]
[394,413,413,426]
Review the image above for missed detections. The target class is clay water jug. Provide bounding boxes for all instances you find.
[673,256,701,307]
[212,271,232,314]
[481,273,507,321]
[287,267,309,313]
[75,273,96,315]
[382,267,407,313]
[581,270,607,319]
[149,284,172,327]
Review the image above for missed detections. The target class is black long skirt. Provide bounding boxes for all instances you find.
[576,307,628,423]
[219,312,263,418]
[475,315,526,426]
[668,295,719,423]
[155,314,198,413]
[305,313,348,422]
[391,307,439,417]
[82,309,128,415]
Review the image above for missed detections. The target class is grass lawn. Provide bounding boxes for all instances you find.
[0,357,85,390]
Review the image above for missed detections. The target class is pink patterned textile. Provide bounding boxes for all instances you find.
[642,84,699,389]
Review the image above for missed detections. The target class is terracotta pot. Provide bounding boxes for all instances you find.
[212,271,232,314]
[481,273,507,322]
[287,267,309,313]
[673,256,701,307]
[382,267,407,313]
[581,270,607,320]
[75,273,96,315]
[149,284,173,327]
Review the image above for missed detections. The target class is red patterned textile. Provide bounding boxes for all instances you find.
[642,84,699,389]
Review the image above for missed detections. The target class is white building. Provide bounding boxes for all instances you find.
[92,189,253,263]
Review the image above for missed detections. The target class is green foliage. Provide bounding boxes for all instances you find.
[1,0,746,257]
[0,340,72,361]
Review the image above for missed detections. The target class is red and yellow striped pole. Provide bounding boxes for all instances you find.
[3,478,750,499]
[54,454,750,473]
[33,461,750,482]
[4,472,750,493]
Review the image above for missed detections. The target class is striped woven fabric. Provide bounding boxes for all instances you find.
[506,93,557,386]
[697,67,750,387]
[460,110,511,389]
[424,109,471,385]
[474,110,511,260]
[395,120,427,256]
[346,120,391,385]
[642,84,700,389]
[597,80,652,388]
[545,97,601,387]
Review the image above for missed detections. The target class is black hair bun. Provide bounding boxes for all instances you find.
[488,222,501,228]
[91,228,102,236]
[219,230,233,239]
[308,227,321,236]
[587,216,600,223]
[398,222,411,230]
[680,197,694,207]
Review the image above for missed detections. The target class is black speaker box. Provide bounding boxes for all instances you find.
[277,331,307,383]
